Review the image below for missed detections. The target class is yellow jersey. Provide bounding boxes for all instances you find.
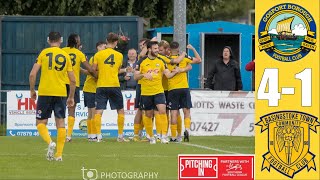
[93,48,123,87]
[135,57,143,85]
[136,53,148,85]
[37,47,73,96]
[83,57,97,93]
[62,47,86,87]
[158,54,171,91]
[167,55,193,91]
[139,56,166,96]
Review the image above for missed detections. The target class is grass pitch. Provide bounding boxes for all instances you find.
[0,136,254,179]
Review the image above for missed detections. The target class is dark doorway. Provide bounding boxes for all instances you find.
[203,34,240,80]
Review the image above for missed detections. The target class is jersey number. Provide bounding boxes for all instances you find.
[46,53,66,71]
[69,53,76,66]
[104,54,115,66]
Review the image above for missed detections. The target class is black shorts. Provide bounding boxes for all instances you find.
[134,84,141,109]
[66,84,80,104]
[140,93,166,110]
[164,90,169,109]
[95,87,123,110]
[168,88,192,110]
[36,96,66,120]
[84,92,95,108]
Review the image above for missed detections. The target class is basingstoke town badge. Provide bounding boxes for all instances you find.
[258,3,316,62]
[256,111,320,178]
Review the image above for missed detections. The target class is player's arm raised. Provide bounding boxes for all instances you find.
[187,44,202,64]
[138,46,148,59]
[170,51,187,64]
[29,63,41,100]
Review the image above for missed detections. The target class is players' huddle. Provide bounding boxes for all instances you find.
[29,31,201,161]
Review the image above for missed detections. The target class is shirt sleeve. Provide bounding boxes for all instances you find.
[161,60,167,71]
[119,54,124,68]
[36,51,44,65]
[163,61,168,69]
[164,63,168,69]
[160,55,171,64]
[245,61,255,71]
[93,53,98,64]
[80,52,87,63]
[66,54,73,72]
[135,58,143,71]
[184,57,193,64]
[89,57,94,65]
[138,62,143,72]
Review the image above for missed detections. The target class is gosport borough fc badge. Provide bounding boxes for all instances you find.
[256,111,320,178]
[258,3,316,62]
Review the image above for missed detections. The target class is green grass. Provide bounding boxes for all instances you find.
[0,136,254,180]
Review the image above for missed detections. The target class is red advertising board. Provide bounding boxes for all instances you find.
[178,155,254,180]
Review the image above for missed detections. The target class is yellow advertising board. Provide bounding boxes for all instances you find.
[255,1,320,179]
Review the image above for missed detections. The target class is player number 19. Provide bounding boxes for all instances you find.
[257,68,311,107]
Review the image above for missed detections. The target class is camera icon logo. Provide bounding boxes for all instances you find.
[81,167,98,180]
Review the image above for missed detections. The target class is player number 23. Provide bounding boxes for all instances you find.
[257,68,311,107]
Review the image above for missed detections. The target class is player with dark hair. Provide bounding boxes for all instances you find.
[134,41,180,144]
[132,38,150,141]
[29,31,76,161]
[83,41,106,141]
[131,39,187,142]
[154,40,188,141]
[62,33,95,142]
[92,32,132,142]
[168,41,202,142]
[138,38,149,51]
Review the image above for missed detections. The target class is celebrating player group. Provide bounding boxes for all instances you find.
[29,31,201,161]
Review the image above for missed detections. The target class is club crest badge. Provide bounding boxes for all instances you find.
[258,3,317,62]
[256,111,320,178]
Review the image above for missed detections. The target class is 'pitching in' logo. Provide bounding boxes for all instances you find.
[256,111,320,178]
[258,3,316,62]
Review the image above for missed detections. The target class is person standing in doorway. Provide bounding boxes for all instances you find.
[205,46,242,91]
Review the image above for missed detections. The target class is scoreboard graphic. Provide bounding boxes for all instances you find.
[255,1,320,179]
